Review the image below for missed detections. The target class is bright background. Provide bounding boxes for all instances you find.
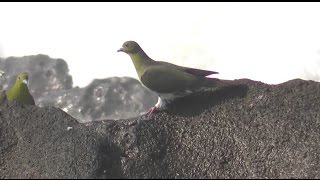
[0,2,320,87]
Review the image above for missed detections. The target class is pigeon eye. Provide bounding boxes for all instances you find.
[124,44,129,47]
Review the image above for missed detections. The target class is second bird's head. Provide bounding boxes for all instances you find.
[117,41,142,54]
[16,72,29,86]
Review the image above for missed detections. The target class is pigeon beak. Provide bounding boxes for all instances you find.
[22,79,28,85]
[117,48,124,52]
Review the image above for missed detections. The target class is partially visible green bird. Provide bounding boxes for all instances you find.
[0,72,35,106]
[118,41,230,116]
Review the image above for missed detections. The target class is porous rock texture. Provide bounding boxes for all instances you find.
[1,78,320,178]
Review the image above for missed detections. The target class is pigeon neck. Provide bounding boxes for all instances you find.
[129,49,153,79]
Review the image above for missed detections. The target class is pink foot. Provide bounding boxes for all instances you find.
[145,106,157,117]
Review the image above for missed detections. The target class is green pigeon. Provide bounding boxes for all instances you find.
[0,72,35,106]
[117,41,229,115]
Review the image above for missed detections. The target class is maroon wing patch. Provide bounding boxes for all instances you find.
[185,68,219,77]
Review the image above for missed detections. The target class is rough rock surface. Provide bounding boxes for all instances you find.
[1,78,320,178]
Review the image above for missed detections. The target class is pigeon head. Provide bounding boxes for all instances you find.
[16,72,29,86]
[117,41,142,54]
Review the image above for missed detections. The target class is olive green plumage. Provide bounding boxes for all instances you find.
[1,72,35,105]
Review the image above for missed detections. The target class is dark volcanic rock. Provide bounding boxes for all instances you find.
[1,78,320,178]
[0,101,123,179]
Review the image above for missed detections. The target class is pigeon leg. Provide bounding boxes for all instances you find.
[145,96,163,117]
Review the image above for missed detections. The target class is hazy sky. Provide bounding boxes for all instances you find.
[0,2,320,87]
